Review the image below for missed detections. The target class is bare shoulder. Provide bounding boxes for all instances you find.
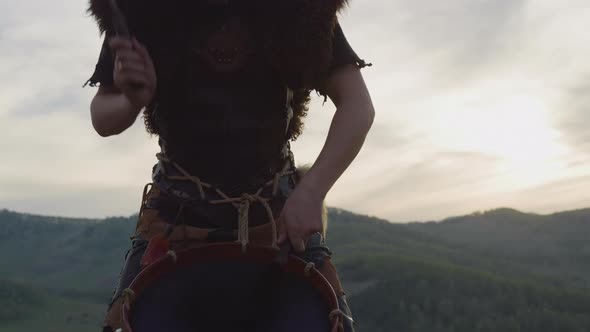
[321,65,370,108]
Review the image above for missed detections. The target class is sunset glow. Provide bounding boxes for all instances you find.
[1,0,589,221]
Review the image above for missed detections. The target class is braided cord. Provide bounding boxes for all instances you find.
[155,152,295,250]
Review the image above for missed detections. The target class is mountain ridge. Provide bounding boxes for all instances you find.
[3,205,590,225]
[1,206,590,331]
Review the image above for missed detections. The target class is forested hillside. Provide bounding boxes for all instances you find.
[1,207,589,331]
[407,208,590,289]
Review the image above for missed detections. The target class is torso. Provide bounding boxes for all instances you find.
[130,1,294,190]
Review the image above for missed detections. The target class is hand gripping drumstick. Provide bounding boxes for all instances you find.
[108,0,145,90]
[108,0,130,38]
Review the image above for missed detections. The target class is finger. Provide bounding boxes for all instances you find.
[115,72,149,90]
[120,76,148,90]
[115,60,146,74]
[133,39,157,82]
[108,37,133,52]
[115,50,144,64]
[132,39,152,64]
[277,230,287,245]
[276,214,287,245]
[115,66,149,81]
[313,217,324,235]
[290,235,306,254]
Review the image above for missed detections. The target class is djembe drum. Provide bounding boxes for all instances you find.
[106,181,347,332]
[116,243,344,332]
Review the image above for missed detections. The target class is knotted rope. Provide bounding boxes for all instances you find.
[155,153,295,251]
[304,262,315,277]
[329,309,346,332]
[121,288,136,306]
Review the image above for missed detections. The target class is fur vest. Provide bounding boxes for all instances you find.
[87,0,348,140]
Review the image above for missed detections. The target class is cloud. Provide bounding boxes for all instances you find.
[325,151,504,222]
[2,0,590,222]
[342,0,527,91]
[395,0,525,62]
[0,184,143,219]
[557,78,590,155]
[504,174,590,215]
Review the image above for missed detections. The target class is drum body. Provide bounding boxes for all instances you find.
[102,183,353,332]
[120,244,343,332]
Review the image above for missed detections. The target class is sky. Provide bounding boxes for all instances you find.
[1,0,589,222]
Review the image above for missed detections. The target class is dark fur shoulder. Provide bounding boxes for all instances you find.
[256,0,349,88]
[87,0,114,34]
[87,0,349,140]
[87,0,348,82]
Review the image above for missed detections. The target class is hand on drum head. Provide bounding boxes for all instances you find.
[276,182,324,253]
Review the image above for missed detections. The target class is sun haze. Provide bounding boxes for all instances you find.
[1,0,589,222]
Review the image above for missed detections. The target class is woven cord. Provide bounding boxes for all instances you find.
[329,309,346,332]
[138,183,153,219]
[155,153,294,250]
[122,288,136,306]
[237,195,252,252]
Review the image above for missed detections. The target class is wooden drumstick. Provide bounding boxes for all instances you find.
[109,0,130,38]
[108,0,145,90]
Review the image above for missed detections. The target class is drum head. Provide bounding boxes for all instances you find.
[126,245,334,332]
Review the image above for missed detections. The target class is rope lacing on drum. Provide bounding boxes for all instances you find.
[156,152,295,252]
[167,250,178,263]
[304,262,315,277]
[329,309,346,332]
[122,288,136,306]
[139,183,153,218]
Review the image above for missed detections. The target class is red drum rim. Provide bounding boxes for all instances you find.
[120,243,342,332]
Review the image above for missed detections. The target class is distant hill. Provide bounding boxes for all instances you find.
[406,208,590,289]
[0,279,44,322]
[0,210,134,290]
[1,207,589,332]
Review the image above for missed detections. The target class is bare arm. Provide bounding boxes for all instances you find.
[89,37,157,137]
[90,87,143,137]
[277,64,374,250]
[298,64,375,198]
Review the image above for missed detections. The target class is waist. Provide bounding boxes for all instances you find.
[154,142,295,194]
[159,139,290,188]
[149,153,297,229]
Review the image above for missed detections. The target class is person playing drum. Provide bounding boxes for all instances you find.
[86,0,374,331]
